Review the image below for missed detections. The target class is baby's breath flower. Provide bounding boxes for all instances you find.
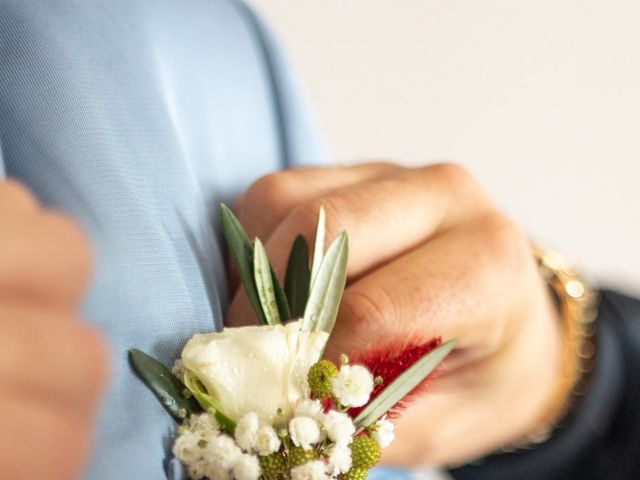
[371,417,395,448]
[290,460,329,480]
[232,453,261,480]
[289,416,321,450]
[326,443,353,476]
[332,365,374,408]
[204,463,231,480]
[350,435,380,469]
[172,432,201,464]
[172,359,185,378]
[205,435,242,470]
[255,425,281,456]
[322,410,355,445]
[235,412,260,452]
[308,359,338,398]
[187,462,208,480]
[188,412,220,436]
[294,399,325,423]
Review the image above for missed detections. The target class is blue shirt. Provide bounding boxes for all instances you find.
[0,1,326,478]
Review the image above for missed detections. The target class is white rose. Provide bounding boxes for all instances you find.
[372,417,395,448]
[255,425,281,456]
[289,416,322,450]
[332,364,374,408]
[322,410,355,445]
[290,460,329,480]
[181,320,329,423]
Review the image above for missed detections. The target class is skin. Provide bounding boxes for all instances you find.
[0,161,561,474]
[228,162,562,467]
[0,181,108,479]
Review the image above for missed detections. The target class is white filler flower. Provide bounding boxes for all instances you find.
[289,416,322,450]
[322,410,355,445]
[232,453,261,480]
[290,460,329,480]
[234,412,260,452]
[255,425,281,456]
[332,364,374,408]
[326,443,352,475]
[181,320,329,423]
[372,417,395,448]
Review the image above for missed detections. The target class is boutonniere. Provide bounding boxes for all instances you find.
[130,205,454,480]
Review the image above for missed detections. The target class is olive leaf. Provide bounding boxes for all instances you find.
[254,239,281,325]
[309,206,326,290]
[354,340,456,428]
[128,349,199,422]
[219,204,267,325]
[284,235,311,319]
[183,369,237,433]
[302,232,348,334]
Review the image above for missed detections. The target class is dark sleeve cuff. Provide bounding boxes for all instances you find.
[448,290,640,480]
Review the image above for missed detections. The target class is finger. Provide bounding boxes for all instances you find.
[226,164,493,326]
[325,216,536,359]
[266,163,493,281]
[0,212,93,310]
[236,162,400,240]
[0,305,109,417]
[0,179,40,213]
[0,392,91,480]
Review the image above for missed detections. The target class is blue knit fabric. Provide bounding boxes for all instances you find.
[0,1,326,478]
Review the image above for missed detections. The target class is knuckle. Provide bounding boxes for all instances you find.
[429,162,473,184]
[426,162,487,201]
[245,172,296,209]
[480,214,531,276]
[340,286,395,343]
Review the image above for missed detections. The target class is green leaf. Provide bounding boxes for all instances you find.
[253,239,281,325]
[309,206,326,291]
[128,349,199,422]
[271,268,292,322]
[284,235,311,318]
[354,340,456,428]
[183,369,237,433]
[302,232,348,334]
[219,204,267,325]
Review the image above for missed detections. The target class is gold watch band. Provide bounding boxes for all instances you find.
[506,246,599,450]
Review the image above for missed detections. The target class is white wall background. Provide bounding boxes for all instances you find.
[251,0,640,295]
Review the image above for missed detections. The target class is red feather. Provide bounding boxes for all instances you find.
[348,337,442,419]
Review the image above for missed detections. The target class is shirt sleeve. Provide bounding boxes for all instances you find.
[448,289,640,480]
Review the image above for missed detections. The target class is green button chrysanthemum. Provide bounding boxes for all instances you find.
[259,453,287,480]
[339,467,369,480]
[350,435,381,469]
[288,446,319,467]
[307,359,339,398]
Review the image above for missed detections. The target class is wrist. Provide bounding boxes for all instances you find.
[506,247,599,450]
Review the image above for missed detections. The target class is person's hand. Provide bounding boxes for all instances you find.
[0,180,108,479]
[227,163,561,467]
